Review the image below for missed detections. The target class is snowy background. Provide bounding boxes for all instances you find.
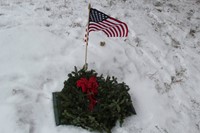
[0,0,200,133]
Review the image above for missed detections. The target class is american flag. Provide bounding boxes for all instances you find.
[85,8,128,42]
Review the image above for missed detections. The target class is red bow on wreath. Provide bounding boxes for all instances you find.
[76,76,99,111]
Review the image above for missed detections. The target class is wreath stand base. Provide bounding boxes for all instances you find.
[52,92,61,126]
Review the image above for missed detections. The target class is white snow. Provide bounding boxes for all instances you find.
[0,0,200,133]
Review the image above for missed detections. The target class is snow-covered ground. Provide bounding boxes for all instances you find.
[0,0,200,133]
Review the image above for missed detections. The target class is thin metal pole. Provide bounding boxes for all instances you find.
[84,3,91,70]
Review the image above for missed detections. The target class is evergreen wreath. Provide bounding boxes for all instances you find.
[53,67,136,133]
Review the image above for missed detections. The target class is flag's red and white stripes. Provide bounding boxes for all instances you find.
[84,8,128,41]
[84,28,89,42]
[88,17,128,37]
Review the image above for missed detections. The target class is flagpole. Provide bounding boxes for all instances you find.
[84,3,91,70]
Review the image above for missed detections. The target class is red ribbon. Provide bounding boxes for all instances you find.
[76,76,99,111]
